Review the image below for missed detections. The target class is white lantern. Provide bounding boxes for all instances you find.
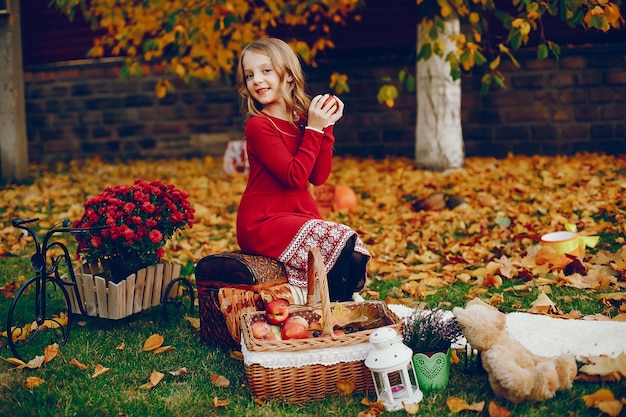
[365,327,423,411]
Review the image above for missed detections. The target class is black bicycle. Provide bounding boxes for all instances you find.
[5,217,194,361]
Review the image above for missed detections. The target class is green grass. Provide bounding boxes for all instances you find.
[0,255,623,417]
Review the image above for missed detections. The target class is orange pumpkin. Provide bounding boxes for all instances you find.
[333,184,357,211]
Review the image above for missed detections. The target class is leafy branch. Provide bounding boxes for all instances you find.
[378,0,624,106]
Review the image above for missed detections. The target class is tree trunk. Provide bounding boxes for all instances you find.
[0,0,29,183]
[415,19,464,171]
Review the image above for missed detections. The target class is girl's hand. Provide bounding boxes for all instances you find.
[326,95,344,126]
[307,94,341,131]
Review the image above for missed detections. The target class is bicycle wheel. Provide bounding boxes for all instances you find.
[6,275,72,361]
[162,277,195,321]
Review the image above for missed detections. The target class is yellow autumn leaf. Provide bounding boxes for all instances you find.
[336,379,355,395]
[582,388,624,417]
[153,345,175,354]
[142,334,164,351]
[450,349,460,364]
[213,396,229,408]
[579,353,626,380]
[488,401,511,417]
[137,370,165,390]
[5,357,27,367]
[597,401,623,417]
[21,355,45,370]
[116,342,125,350]
[24,376,45,388]
[71,358,89,370]
[361,397,385,411]
[43,343,59,364]
[530,292,561,315]
[582,388,615,406]
[91,364,110,378]
[184,315,200,331]
[403,401,420,414]
[446,396,485,413]
[210,373,230,387]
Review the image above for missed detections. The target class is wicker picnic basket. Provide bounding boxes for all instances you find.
[240,247,402,403]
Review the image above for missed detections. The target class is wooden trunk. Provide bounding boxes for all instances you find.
[63,261,181,320]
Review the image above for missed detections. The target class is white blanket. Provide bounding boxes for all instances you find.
[387,304,626,360]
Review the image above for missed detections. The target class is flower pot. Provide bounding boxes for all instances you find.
[412,348,451,391]
[65,261,181,320]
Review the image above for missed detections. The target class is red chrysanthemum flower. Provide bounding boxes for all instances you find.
[73,179,195,268]
[149,229,163,244]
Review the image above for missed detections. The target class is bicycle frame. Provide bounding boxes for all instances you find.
[13,217,97,317]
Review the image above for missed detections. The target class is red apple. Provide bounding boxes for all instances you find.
[265,299,290,325]
[308,319,323,331]
[282,322,308,340]
[251,320,272,339]
[284,315,309,328]
[333,328,346,337]
[281,316,309,340]
[323,94,338,112]
[269,325,282,340]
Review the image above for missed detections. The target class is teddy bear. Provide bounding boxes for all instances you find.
[452,298,578,403]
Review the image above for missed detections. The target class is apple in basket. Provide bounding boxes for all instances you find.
[265,299,290,325]
[281,315,309,340]
[250,321,272,340]
[269,324,282,340]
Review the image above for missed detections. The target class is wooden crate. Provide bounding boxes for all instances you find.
[63,261,181,320]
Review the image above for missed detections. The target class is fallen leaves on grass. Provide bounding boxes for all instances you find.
[138,371,165,390]
[446,397,485,413]
[43,343,59,364]
[578,353,626,382]
[71,358,89,370]
[0,281,17,298]
[1,154,625,417]
[487,401,511,417]
[184,315,200,331]
[403,401,420,414]
[212,396,229,408]
[1,155,625,314]
[24,376,45,388]
[5,355,44,370]
[91,364,110,378]
[142,334,164,351]
[360,397,385,416]
[210,373,230,387]
[153,345,175,354]
[582,388,624,417]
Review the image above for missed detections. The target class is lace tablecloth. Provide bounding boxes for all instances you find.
[241,340,373,368]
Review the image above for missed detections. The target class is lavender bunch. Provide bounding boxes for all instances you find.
[402,307,463,354]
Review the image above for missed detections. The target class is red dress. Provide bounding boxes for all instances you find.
[236,113,370,287]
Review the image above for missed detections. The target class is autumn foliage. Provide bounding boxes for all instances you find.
[52,0,363,97]
[1,153,626,415]
[50,0,623,105]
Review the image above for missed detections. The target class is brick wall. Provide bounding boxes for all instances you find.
[23,43,626,164]
[461,44,626,158]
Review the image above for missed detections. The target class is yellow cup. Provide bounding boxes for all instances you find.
[540,231,581,267]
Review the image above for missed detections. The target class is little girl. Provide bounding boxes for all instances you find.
[235,37,371,302]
